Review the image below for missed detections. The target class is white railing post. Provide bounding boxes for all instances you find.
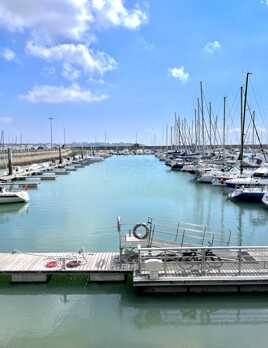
[181,229,185,247]
[138,245,141,274]
[201,248,206,275]
[238,247,242,275]
[164,250,167,275]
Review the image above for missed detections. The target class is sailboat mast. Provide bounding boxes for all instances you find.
[197,98,200,149]
[178,116,181,149]
[223,96,226,160]
[200,81,205,151]
[170,125,173,149]
[166,124,168,151]
[194,108,197,149]
[209,102,212,147]
[252,111,255,147]
[240,72,251,175]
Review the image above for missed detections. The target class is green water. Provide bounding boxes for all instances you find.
[1,155,268,348]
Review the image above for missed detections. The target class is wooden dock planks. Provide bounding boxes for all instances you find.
[0,251,134,274]
[2,249,268,292]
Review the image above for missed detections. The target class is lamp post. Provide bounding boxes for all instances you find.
[48,117,54,150]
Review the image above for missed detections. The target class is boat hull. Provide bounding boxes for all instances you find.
[230,192,264,203]
[0,193,29,204]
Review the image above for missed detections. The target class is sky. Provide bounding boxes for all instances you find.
[0,0,268,144]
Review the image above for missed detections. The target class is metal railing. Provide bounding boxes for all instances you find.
[136,245,268,279]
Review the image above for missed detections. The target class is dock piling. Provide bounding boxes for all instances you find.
[59,146,63,164]
[7,148,13,175]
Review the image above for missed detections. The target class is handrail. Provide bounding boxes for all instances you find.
[138,245,268,251]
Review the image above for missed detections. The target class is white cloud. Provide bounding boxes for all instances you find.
[20,83,109,103]
[204,40,221,54]
[26,41,117,78]
[0,0,147,41]
[1,48,15,61]
[91,0,147,30]
[0,116,13,124]
[0,0,147,100]
[0,0,93,41]
[62,63,81,81]
[169,66,189,83]
[261,0,268,6]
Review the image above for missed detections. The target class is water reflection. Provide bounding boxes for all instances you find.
[1,284,268,327]
[0,204,29,224]
[0,285,268,347]
[0,203,29,214]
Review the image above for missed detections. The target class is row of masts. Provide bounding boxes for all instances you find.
[165,83,228,152]
[165,75,263,160]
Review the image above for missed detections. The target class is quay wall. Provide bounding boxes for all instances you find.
[0,149,74,169]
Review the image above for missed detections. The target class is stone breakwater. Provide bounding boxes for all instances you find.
[0,149,74,169]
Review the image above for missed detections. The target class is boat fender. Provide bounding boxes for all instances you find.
[45,260,58,268]
[66,260,81,268]
[133,223,149,240]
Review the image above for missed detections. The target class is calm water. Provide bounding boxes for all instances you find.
[1,155,268,348]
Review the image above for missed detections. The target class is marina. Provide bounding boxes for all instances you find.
[0,154,268,346]
[2,1,268,346]
[0,155,268,292]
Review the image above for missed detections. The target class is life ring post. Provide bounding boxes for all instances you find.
[117,216,122,264]
[117,216,121,232]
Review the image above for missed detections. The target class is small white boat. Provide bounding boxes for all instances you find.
[40,172,56,180]
[0,187,29,204]
[86,156,104,164]
[65,165,76,172]
[54,168,69,175]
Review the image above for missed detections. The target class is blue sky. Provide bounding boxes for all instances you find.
[0,0,268,144]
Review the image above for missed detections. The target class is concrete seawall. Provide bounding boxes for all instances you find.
[0,149,74,169]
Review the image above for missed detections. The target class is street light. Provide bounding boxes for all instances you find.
[48,117,54,150]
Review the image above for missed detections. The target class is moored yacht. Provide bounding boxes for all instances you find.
[0,187,29,204]
[228,186,266,203]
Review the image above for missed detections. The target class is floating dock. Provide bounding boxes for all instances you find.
[1,245,268,294]
[0,251,133,283]
[1,218,268,294]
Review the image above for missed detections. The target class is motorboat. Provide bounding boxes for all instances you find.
[0,187,29,204]
[228,186,266,203]
[170,159,184,171]
[225,167,268,188]
[225,176,268,188]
